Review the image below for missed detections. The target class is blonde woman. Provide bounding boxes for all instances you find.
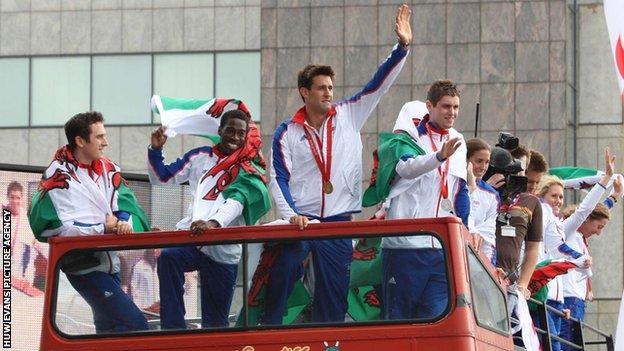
[535,148,619,351]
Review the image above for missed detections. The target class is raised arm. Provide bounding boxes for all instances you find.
[562,147,615,237]
[147,127,197,186]
[337,4,412,131]
[395,4,412,47]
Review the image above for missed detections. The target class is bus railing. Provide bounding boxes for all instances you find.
[508,292,614,351]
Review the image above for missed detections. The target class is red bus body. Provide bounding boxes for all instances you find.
[39,217,514,351]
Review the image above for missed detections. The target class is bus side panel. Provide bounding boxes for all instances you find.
[411,336,475,351]
[475,326,514,350]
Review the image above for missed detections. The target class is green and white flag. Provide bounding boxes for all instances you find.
[151,95,251,141]
[549,167,604,189]
[363,132,426,207]
[547,167,621,190]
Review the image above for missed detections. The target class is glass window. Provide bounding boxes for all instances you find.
[92,55,152,124]
[31,57,90,126]
[3,52,260,127]
[52,233,450,337]
[153,53,214,124]
[0,58,29,127]
[216,52,261,121]
[467,248,509,334]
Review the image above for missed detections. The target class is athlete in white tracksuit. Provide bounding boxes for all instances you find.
[265,5,412,324]
[381,87,470,320]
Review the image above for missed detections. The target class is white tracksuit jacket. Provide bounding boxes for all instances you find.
[270,44,409,219]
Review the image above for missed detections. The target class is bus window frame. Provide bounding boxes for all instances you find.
[465,245,510,337]
[49,228,455,340]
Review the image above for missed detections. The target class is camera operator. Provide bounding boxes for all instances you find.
[484,134,543,311]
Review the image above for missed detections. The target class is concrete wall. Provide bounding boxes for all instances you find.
[574,1,624,344]
[260,0,569,218]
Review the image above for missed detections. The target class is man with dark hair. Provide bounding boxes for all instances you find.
[29,111,149,333]
[266,4,412,325]
[64,112,104,149]
[510,144,531,174]
[148,107,270,329]
[297,65,335,103]
[373,80,468,320]
[526,150,548,195]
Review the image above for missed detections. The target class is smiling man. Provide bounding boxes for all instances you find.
[148,108,270,329]
[380,80,469,320]
[264,4,412,325]
[29,111,149,333]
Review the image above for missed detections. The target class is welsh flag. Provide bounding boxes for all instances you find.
[151,95,251,141]
[238,237,385,325]
[604,0,624,98]
[548,167,605,189]
[347,237,383,321]
[363,131,425,207]
[236,244,311,326]
[548,166,623,190]
[528,257,587,313]
[529,260,578,296]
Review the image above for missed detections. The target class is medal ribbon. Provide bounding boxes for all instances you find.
[302,116,333,188]
[499,193,521,214]
[426,123,450,199]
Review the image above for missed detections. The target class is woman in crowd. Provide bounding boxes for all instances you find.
[534,148,620,351]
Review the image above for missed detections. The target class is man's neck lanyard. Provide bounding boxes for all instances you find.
[303,116,334,194]
[426,123,450,200]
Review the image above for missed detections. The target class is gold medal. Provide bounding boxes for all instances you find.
[323,181,334,194]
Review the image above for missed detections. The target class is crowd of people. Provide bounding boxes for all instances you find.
[21,4,620,350]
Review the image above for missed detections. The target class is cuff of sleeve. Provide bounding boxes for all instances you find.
[281,210,298,221]
[114,211,130,222]
[207,216,224,228]
[435,152,446,162]
[394,41,409,50]
[148,145,163,155]
[604,197,615,209]
[209,199,244,228]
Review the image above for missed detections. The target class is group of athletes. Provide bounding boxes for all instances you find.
[26,4,620,351]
